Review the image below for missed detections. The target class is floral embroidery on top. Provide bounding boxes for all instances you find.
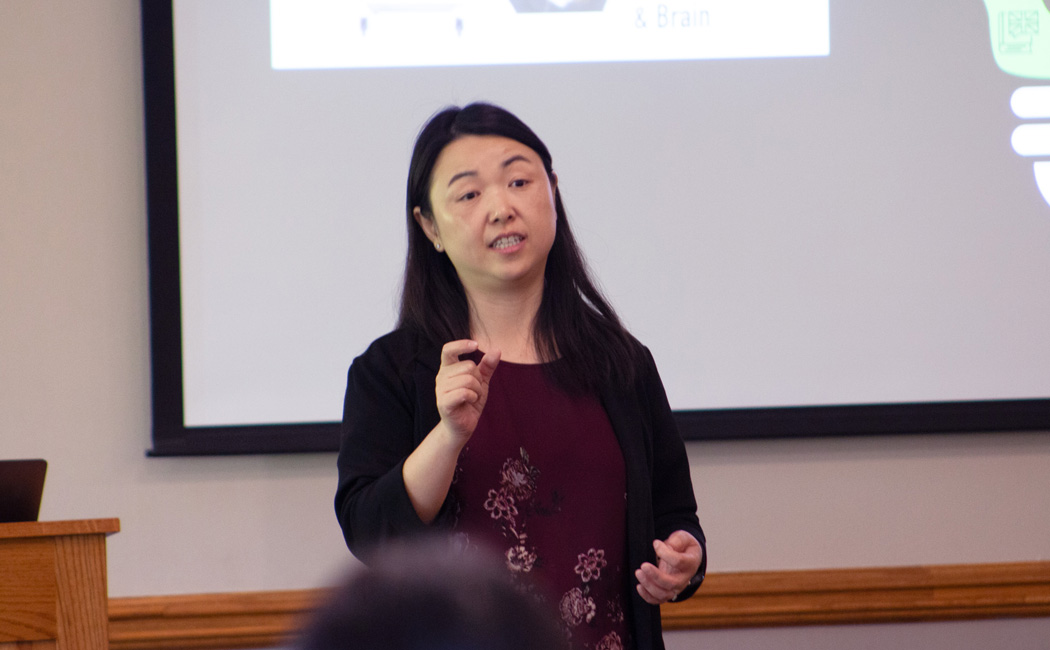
[561,545,625,647]
[481,448,540,575]
[484,489,517,521]
[595,631,623,650]
[460,439,627,648]
[574,548,607,583]
[559,587,597,626]
[506,542,537,573]
[500,456,536,500]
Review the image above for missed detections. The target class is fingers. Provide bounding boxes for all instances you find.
[636,581,663,605]
[477,348,501,380]
[654,536,701,576]
[438,341,484,399]
[439,341,500,379]
[438,371,486,407]
[438,342,499,397]
[635,562,678,604]
[635,532,703,605]
[435,340,500,441]
[440,339,479,367]
[439,341,500,382]
[663,530,702,555]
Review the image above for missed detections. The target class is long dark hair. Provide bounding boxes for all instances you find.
[399,102,643,394]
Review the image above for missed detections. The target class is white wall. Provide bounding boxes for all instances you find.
[0,0,348,595]
[2,1,1049,646]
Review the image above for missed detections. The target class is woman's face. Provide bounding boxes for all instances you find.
[415,135,558,297]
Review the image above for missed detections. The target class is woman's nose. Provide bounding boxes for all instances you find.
[488,197,513,223]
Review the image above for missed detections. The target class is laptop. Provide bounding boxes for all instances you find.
[0,459,47,523]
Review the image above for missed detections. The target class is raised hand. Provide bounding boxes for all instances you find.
[402,340,500,524]
[435,339,501,446]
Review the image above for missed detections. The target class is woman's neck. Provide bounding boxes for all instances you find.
[466,281,544,364]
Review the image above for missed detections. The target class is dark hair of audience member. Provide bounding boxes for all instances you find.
[295,539,570,650]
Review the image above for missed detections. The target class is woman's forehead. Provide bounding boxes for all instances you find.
[432,135,542,181]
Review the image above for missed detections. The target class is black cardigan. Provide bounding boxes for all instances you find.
[335,329,706,650]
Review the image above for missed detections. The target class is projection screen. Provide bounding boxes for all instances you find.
[142,0,1050,455]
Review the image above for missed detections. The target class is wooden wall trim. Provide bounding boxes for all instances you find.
[107,562,1050,650]
[660,561,1050,629]
[108,590,322,650]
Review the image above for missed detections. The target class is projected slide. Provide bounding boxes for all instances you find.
[270,0,830,69]
[984,0,1050,79]
[162,0,1050,436]
[983,0,1050,206]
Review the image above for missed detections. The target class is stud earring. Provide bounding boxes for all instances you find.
[434,241,443,252]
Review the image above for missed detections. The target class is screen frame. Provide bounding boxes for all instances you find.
[141,0,1050,456]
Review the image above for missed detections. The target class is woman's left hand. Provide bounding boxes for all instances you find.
[634,530,703,605]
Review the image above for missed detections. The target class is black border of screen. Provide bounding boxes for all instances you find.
[140,0,1050,456]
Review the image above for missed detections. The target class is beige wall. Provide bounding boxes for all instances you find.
[2,3,1048,644]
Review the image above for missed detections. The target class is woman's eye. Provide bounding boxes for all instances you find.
[458,191,478,202]
[510,179,529,188]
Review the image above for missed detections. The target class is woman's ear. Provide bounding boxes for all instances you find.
[413,207,442,251]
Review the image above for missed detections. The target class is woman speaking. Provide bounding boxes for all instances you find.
[336,103,705,650]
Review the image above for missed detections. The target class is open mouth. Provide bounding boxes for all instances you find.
[490,234,525,249]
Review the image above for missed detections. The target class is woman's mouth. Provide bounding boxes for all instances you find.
[490,234,525,250]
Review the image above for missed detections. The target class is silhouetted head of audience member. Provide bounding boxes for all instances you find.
[296,538,569,650]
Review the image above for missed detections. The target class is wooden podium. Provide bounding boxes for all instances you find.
[0,519,120,650]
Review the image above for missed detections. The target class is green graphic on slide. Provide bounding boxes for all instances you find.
[983,0,1050,78]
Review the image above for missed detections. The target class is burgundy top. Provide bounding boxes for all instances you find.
[450,359,631,650]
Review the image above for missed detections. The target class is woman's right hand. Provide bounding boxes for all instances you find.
[435,339,501,446]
